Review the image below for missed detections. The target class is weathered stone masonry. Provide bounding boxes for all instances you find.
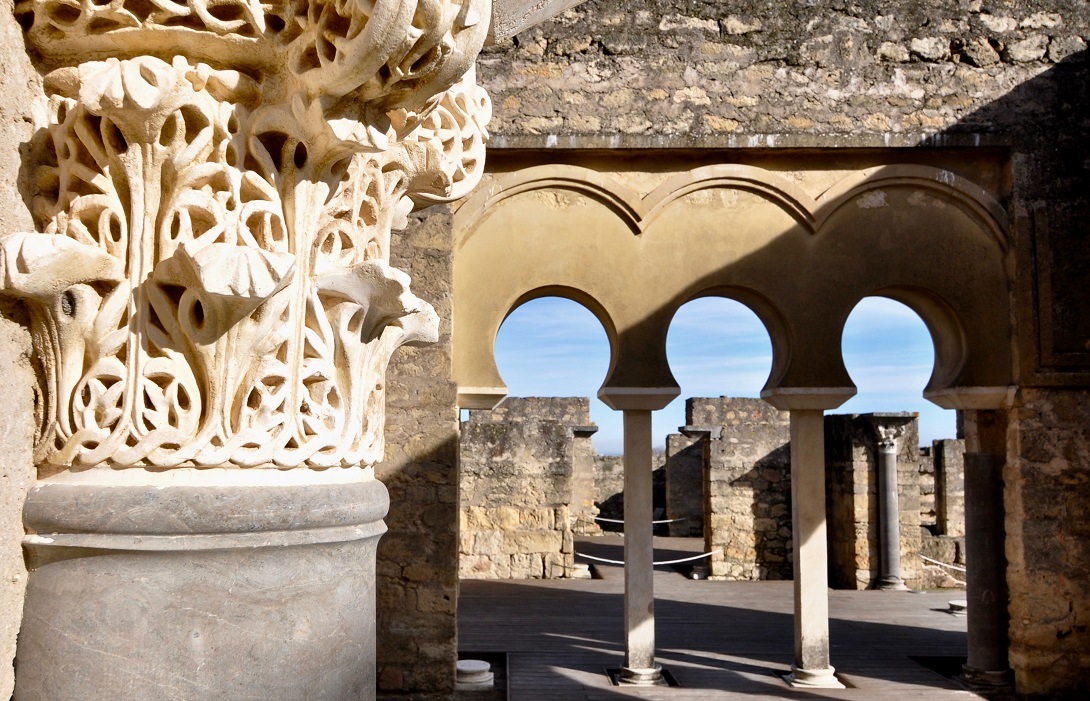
[463,1,1090,695]
[459,397,586,579]
[0,0,1087,697]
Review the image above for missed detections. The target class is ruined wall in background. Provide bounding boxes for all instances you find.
[593,453,625,525]
[465,0,1090,694]
[693,398,793,581]
[934,438,967,538]
[665,429,706,537]
[917,439,968,588]
[376,207,460,695]
[825,415,923,590]
[459,397,589,579]
[0,3,45,696]
[570,423,601,535]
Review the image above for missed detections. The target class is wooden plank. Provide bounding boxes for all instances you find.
[456,536,984,700]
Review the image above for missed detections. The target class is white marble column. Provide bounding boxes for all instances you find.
[599,387,677,686]
[786,408,844,688]
[620,409,661,683]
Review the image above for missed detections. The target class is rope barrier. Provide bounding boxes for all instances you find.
[592,518,684,523]
[575,549,721,567]
[920,555,967,573]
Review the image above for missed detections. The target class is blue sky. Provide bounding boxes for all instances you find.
[492,296,955,455]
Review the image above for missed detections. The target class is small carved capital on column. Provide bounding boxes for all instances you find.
[864,413,916,452]
[6,0,492,470]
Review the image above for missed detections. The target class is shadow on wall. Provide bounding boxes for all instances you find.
[924,49,1090,375]
[741,444,793,581]
[594,461,669,535]
[376,432,460,694]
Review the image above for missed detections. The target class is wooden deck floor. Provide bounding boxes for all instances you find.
[456,537,983,701]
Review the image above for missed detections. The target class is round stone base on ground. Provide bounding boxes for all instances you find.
[960,665,1013,691]
[619,665,663,685]
[456,659,495,690]
[785,665,846,689]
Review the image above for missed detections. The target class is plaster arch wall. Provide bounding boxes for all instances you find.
[453,158,1012,412]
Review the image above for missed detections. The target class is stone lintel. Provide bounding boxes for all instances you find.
[679,425,722,440]
[761,387,856,412]
[598,386,679,412]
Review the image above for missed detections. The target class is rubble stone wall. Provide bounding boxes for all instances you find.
[1005,388,1090,695]
[697,398,793,581]
[0,3,46,696]
[458,397,585,579]
[479,0,1089,145]
[824,415,923,590]
[376,207,461,695]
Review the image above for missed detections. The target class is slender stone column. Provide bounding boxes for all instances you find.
[599,387,677,686]
[620,409,662,684]
[863,414,914,590]
[785,409,844,688]
[875,425,908,590]
[961,450,1012,688]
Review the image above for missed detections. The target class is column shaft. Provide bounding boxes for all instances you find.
[877,444,905,589]
[622,409,658,679]
[962,451,1011,686]
[787,409,843,688]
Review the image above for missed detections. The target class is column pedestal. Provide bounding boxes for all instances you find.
[16,469,388,701]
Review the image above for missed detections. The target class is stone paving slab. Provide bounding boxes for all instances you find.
[458,537,983,701]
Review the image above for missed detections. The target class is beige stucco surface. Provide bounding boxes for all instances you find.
[453,152,1013,412]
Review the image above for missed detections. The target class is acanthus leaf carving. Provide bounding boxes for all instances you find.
[6,1,489,470]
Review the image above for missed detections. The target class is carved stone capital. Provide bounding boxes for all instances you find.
[5,0,492,470]
[863,413,916,453]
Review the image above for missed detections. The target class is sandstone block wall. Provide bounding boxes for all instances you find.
[665,428,706,537]
[0,3,45,696]
[458,397,588,579]
[695,398,793,581]
[918,445,937,528]
[825,415,922,590]
[1005,388,1090,695]
[593,453,625,525]
[570,424,601,535]
[376,207,461,695]
[934,438,967,538]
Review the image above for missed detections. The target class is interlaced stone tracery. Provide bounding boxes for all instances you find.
[4,0,492,469]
